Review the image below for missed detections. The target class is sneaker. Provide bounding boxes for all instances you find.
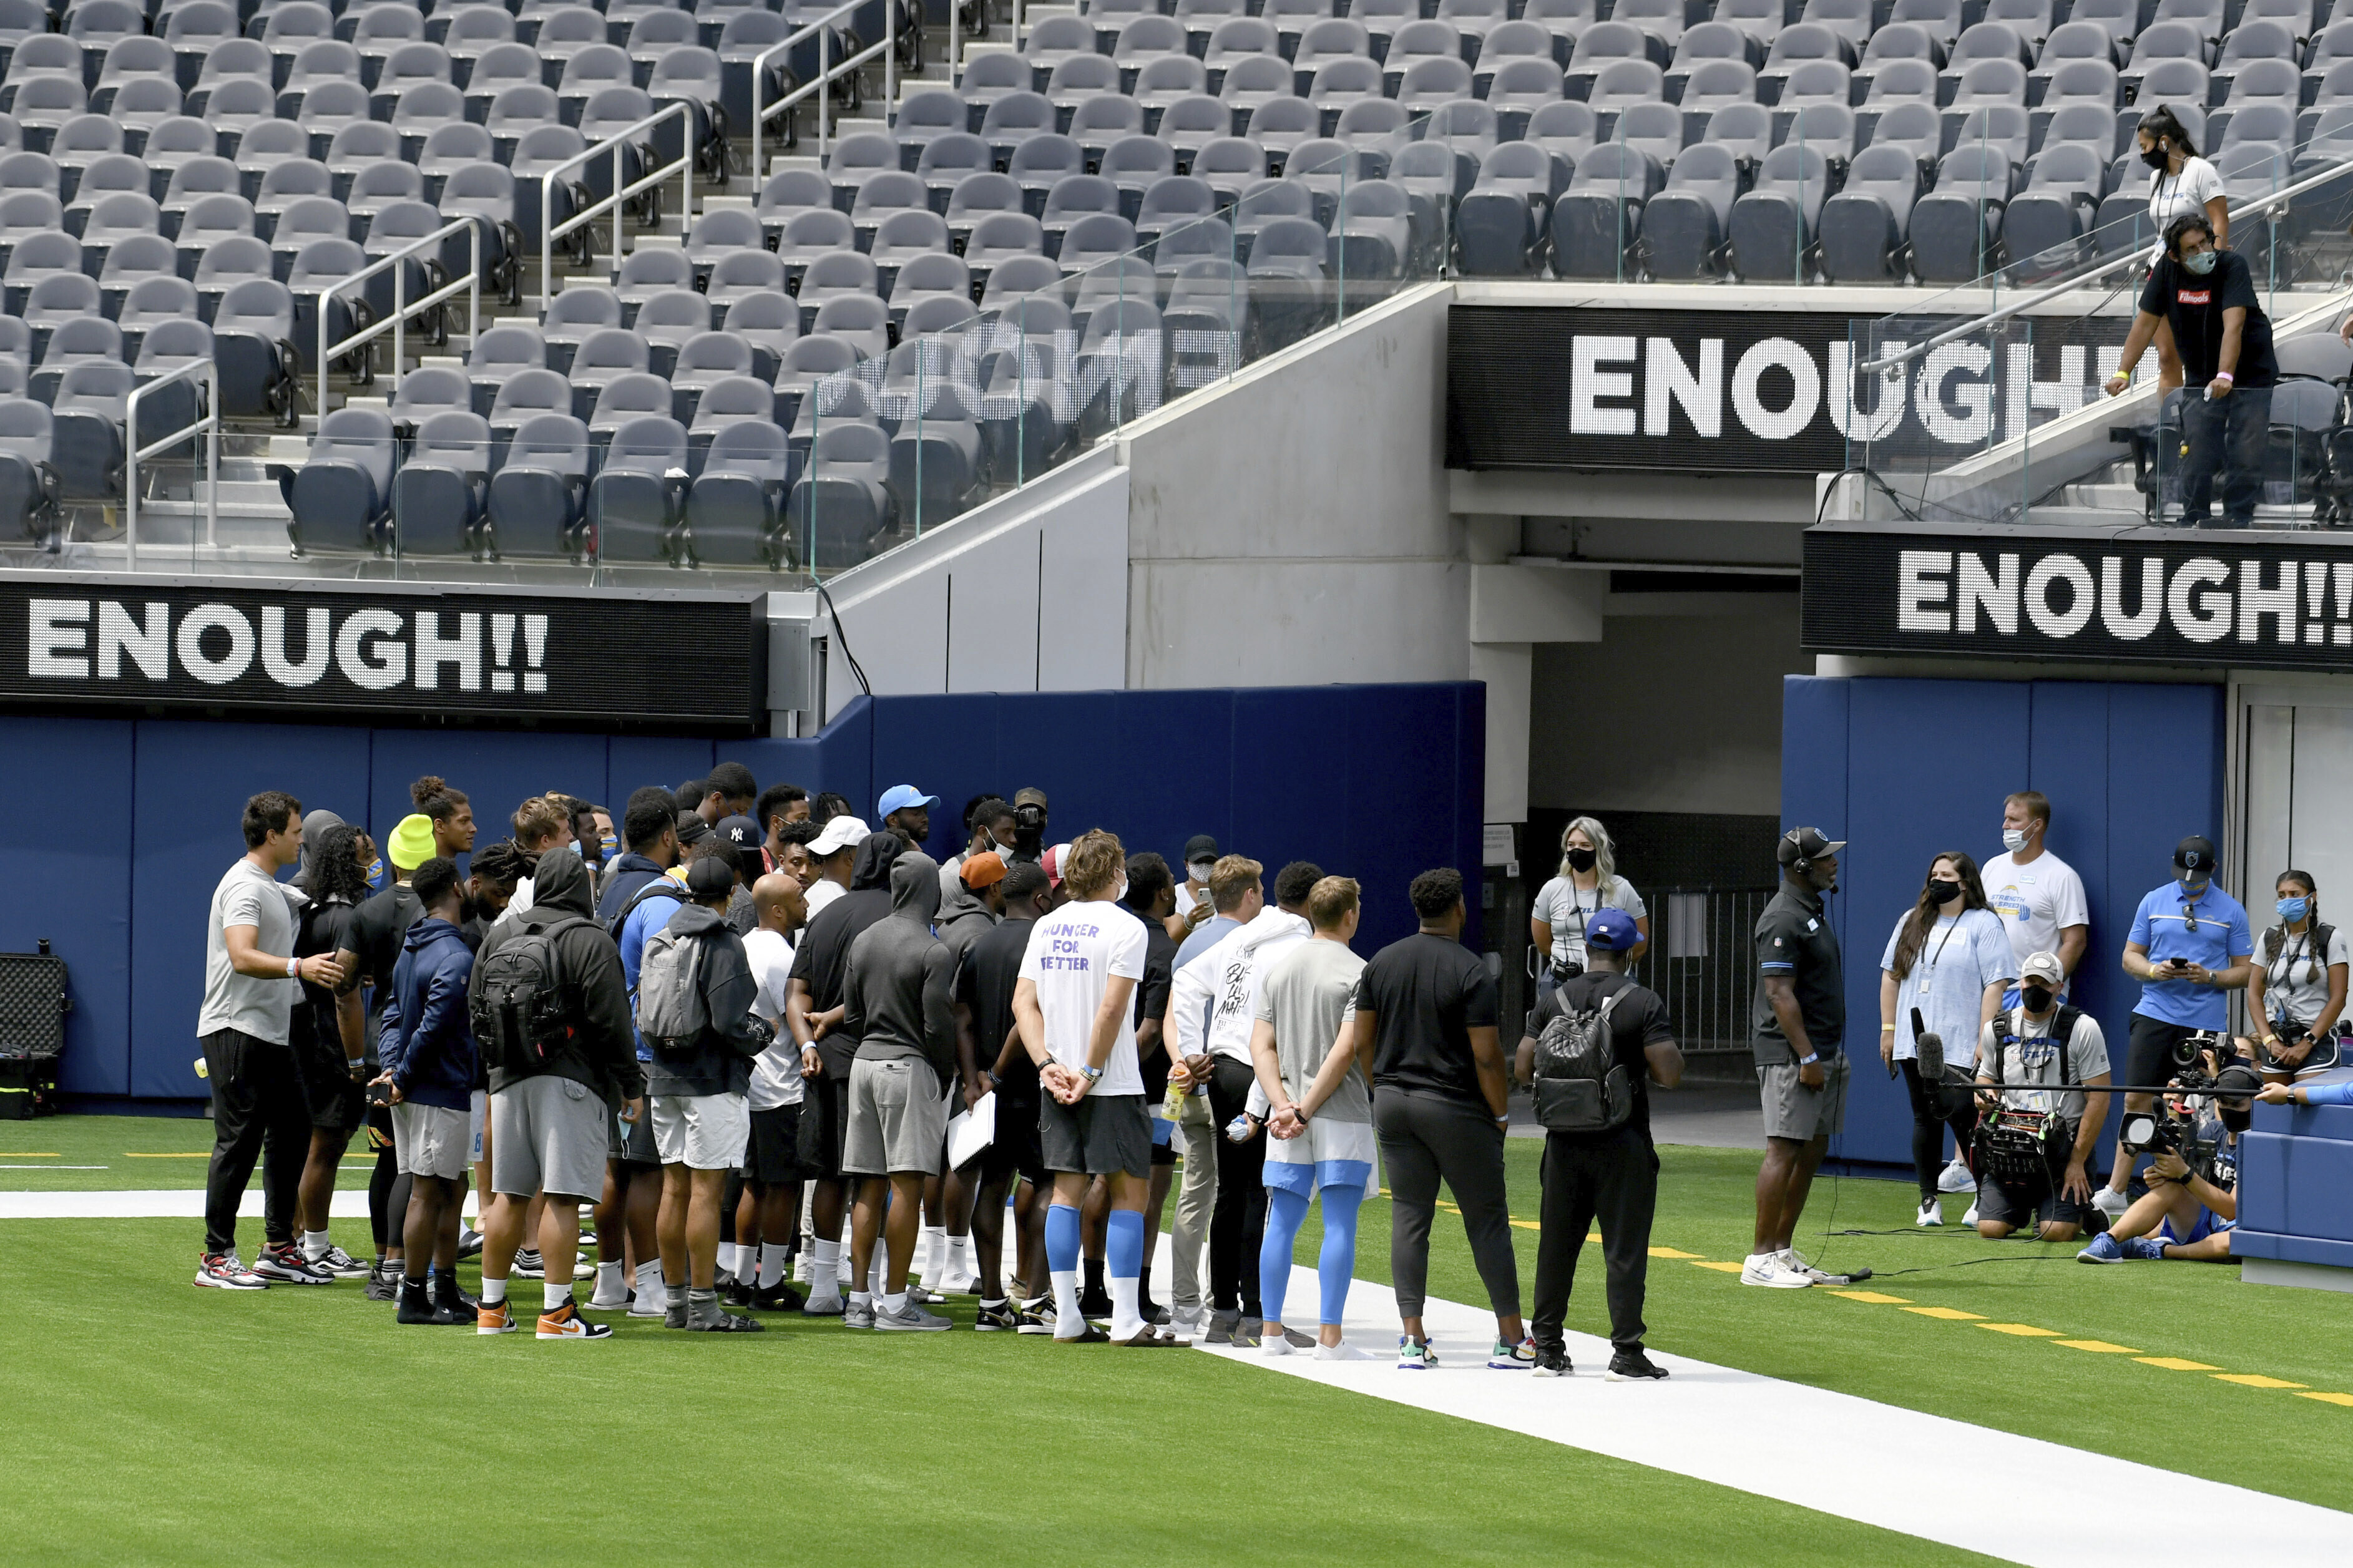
[1531,1345,1573,1377]
[587,1274,631,1311]
[1488,1336,1538,1370]
[1276,1323,1315,1348]
[2077,1232,2125,1264]
[752,1282,806,1313]
[1937,1156,1976,1194]
[397,1286,459,1327]
[512,1249,545,1280]
[1313,1342,1372,1362]
[687,1308,766,1333]
[1915,1199,1944,1228]
[314,1245,371,1278]
[842,1299,876,1330]
[1781,1249,1838,1285]
[364,1262,397,1302]
[1014,1298,1057,1335]
[1203,1308,1241,1346]
[1260,1333,1296,1357]
[456,1227,485,1260]
[476,1300,516,1335]
[1607,1350,1670,1382]
[536,1300,613,1340]
[1962,1202,1981,1227]
[976,1300,1020,1332]
[2120,1235,2167,1261]
[252,1242,333,1285]
[714,1267,736,1292]
[1234,1315,1264,1349]
[1739,1252,1812,1288]
[1171,1304,1206,1335]
[2091,1187,2131,1221]
[907,1284,945,1307]
[434,1281,478,1316]
[193,1252,268,1290]
[570,1255,597,1282]
[874,1298,953,1332]
[1397,1335,1439,1370]
[1077,1283,1114,1320]
[723,1278,755,1310]
[800,1292,846,1318]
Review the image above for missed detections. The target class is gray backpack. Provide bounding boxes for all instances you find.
[1531,981,1636,1134]
[635,922,709,1056]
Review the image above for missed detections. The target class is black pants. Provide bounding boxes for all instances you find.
[2179,383,2271,528]
[1374,1087,1520,1322]
[202,1029,310,1256]
[1205,1056,1267,1316]
[1900,1058,1980,1203]
[1532,1132,1656,1353]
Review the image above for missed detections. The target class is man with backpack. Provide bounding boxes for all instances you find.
[375,857,481,1327]
[638,855,771,1333]
[1969,950,2113,1245]
[469,847,645,1340]
[1515,909,1683,1381]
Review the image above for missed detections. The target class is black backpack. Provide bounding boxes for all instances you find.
[1530,977,1639,1134]
[469,916,584,1077]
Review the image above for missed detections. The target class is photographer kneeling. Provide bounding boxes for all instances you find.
[2079,1040,2258,1263]
[1971,952,2113,1242]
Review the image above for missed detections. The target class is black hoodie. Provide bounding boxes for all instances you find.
[471,847,645,1102]
[788,832,904,1081]
[843,852,959,1088]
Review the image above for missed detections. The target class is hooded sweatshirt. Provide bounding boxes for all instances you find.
[843,852,959,1088]
[378,915,477,1113]
[471,847,645,1101]
[641,900,766,1098]
[1169,905,1312,1066]
[787,832,904,1081]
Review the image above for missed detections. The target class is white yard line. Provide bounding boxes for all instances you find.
[0,1190,391,1220]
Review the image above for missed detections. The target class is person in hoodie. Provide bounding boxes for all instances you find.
[839,852,962,1331]
[374,857,481,1327]
[1167,858,1322,1347]
[937,850,1007,970]
[594,788,682,932]
[785,830,906,1314]
[470,847,645,1342]
[647,856,770,1334]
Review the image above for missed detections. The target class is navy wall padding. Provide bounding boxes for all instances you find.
[1781,675,2226,1171]
[44,682,1482,1106]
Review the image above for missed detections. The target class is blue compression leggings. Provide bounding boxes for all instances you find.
[1259,1182,1364,1328]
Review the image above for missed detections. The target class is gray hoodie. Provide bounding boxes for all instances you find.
[843,851,959,1088]
[642,900,768,1098]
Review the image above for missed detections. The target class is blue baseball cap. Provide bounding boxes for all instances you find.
[1585,908,1641,953]
[877,784,939,817]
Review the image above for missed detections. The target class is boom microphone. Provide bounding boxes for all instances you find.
[1914,1006,1944,1081]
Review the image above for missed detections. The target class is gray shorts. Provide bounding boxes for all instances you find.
[1040,1090,1151,1179]
[391,1101,469,1181]
[490,1074,609,1201]
[841,1057,947,1177]
[1759,1051,1850,1142]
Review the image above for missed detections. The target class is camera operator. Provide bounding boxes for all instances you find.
[2080,1042,2258,1263]
[1971,952,2113,1243]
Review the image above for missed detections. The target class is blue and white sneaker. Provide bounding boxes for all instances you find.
[1397,1335,1438,1371]
[2077,1232,2125,1264]
[2120,1235,2167,1260]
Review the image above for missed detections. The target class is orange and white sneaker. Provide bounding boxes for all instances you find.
[476,1298,517,1336]
[536,1298,612,1340]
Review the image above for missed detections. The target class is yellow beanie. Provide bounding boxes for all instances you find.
[388,814,438,870]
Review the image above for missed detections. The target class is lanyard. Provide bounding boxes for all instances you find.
[1917,917,1960,993]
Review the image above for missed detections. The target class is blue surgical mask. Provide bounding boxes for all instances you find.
[2278,896,2310,923]
[2180,877,2210,899]
[2184,248,2218,276]
[365,855,387,890]
[599,832,618,860]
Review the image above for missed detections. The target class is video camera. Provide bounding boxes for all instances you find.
[2118,1031,2260,1177]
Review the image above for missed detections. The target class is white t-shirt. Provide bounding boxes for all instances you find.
[1531,873,1646,969]
[1018,897,1151,1096]
[1977,1006,2110,1122]
[744,927,802,1109]
[804,879,844,921]
[198,858,299,1043]
[1979,849,2088,976]
[2146,155,2224,262]
[2260,924,2350,1031]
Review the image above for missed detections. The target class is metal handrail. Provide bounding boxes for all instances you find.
[315,217,486,421]
[750,0,897,175]
[538,99,696,315]
[750,0,859,180]
[122,356,220,571]
[1857,150,2353,376]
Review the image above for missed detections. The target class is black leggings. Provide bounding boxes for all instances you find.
[1900,1058,1980,1202]
[366,1104,399,1250]
[1205,1056,1268,1316]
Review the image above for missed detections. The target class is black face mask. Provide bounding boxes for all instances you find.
[1928,879,1962,905]
[1565,847,1598,873]
[2021,985,2055,1014]
[2142,142,2170,170]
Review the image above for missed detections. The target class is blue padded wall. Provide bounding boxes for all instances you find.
[0,718,132,1096]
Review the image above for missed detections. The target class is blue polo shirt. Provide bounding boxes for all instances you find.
[2128,880,2253,1029]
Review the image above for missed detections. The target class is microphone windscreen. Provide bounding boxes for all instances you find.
[1917,1030,1945,1081]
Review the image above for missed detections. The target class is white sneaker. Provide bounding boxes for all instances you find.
[1962,1202,1980,1227]
[2092,1187,2130,1220]
[1172,1305,1205,1334]
[1260,1334,1296,1357]
[1739,1252,1812,1288]
[1936,1156,1975,1194]
[1781,1249,1839,1285]
[1916,1199,1944,1227]
[1313,1342,1372,1361]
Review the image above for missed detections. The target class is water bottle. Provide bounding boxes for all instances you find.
[1225,1113,1255,1142]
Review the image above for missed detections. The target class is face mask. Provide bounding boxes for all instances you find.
[2142,142,2170,170]
[1187,860,1216,884]
[2219,1103,2253,1134]
[1112,876,1128,903]
[1928,879,1962,905]
[1565,847,1598,873]
[599,832,618,861]
[2180,877,2211,899]
[2002,827,2029,854]
[2278,896,2310,923]
[2183,247,2218,276]
[2021,985,2054,1014]
[365,855,387,890]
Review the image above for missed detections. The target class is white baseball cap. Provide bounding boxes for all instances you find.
[809,815,869,857]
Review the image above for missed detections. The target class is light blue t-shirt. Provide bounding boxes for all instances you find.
[1880,906,2015,1064]
[2128,880,2254,1029]
[621,880,689,1063]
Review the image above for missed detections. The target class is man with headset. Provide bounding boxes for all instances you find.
[1743,827,1847,1290]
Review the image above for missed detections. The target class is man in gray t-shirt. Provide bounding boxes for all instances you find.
[195,792,349,1291]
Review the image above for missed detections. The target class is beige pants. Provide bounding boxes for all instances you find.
[1170,1090,1218,1310]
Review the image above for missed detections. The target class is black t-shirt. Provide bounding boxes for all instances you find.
[343,883,423,1064]
[1527,971,1673,1144]
[1751,880,1844,1064]
[1353,932,1500,1106]
[787,887,894,1079]
[1135,921,1176,1101]
[295,895,358,1067]
[957,915,1037,1108]
[2138,250,2277,389]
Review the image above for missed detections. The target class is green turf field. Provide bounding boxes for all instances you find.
[2,1116,2347,1564]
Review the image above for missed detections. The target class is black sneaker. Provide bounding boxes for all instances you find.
[1532,1344,1573,1378]
[724,1278,756,1310]
[1607,1350,1670,1382]
[975,1299,1019,1332]
[1077,1283,1114,1320]
[434,1280,479,1317]
[456,1227,484,1260]
[687,1308,766,1333]
[752,1282,806,1312]
[396,1285,458,1326]
[363,1262,398,1302]
[1014,1298,1057,1335]
[512,1250,546,1280]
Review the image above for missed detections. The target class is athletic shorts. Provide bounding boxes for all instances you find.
[842,1057,947,1177]
[300,1044,365,1135]
[2126,1015,2209,1091]
[746,1103,806,1185]
[1974,1167,2086,1231]
[607,1088,661,1167]
[490,1074,608,1202]
[1040,1090,1151,1179]
[1149,1111,1177,1166]
[469,1089,487,1165]
[651,1091,750,1171]
[366,1100,394,1156]
[1759,1052,1849,1142]
[391,1101,470,1181]
[796,1074,851,1181]
[2161,1207,2236,1245]
[981,1094,1047,1189]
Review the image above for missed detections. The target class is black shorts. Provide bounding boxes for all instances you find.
[745,1103,806,1186]
[366,1099,394,1155]
[606,1086,661,1167]
[1975,1168,2086,1231]
[2127,1015,2208,1092]
[1040,1091,1151,1179]
[981,1094,1047,1189]
[796,1075,851,1181]
[299,1045,365,1135]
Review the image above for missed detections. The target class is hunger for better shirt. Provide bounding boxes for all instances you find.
[1017,900,1150,1096]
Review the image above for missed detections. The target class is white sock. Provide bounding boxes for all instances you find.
[635,1259,663,1294]
[1110,1275,1142,1342]
[1051,1269,1082,1335]
[917,1224,945,1282]
[881,1290,907,1315]
[800,1181,817,1247]
[758,1243,789,1290]
[301,1229,331,1260]
[809,1240,841,1297]
[481,1276,507,1305]
[543,1282,570,1311]
[868,1249,887,1295]
[850,1290,871,1312]
[944,1233,971,1278]
[594,1260,622,1295]
[718,1242,738,1277]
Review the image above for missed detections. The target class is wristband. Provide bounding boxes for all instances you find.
[1798,1053,1820,1066]
[2214,371,2234,384]
[1881,1024,1897,1033]
[286,955,300,978]
[1080,1063,1104,1082]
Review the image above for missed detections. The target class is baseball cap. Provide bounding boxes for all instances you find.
[675,812,712,848]
[809,814,868,857]
[715,814,763,854]
[388,813,437,871]
[878,784,939,817]
[1182,833,1219,864]
[686,856,736,901]
[1041,841,1072,889]
[960,850,1007,890]
[1014,787,1049,811]
[1776,825,1847,868]
[1585,908,1640,952]
[2174,835,2218,874]
[2020,950,2065,986]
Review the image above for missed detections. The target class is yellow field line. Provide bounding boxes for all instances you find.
[2137,1356,2222,1371]
[2055,1340,2142,1354]
[2213,1374,2308,1390]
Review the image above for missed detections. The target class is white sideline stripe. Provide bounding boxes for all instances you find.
[1188,1261,2347,1568]
[0,1191,421,1220]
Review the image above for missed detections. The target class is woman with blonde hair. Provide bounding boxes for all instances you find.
[1529,817,1647,992]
